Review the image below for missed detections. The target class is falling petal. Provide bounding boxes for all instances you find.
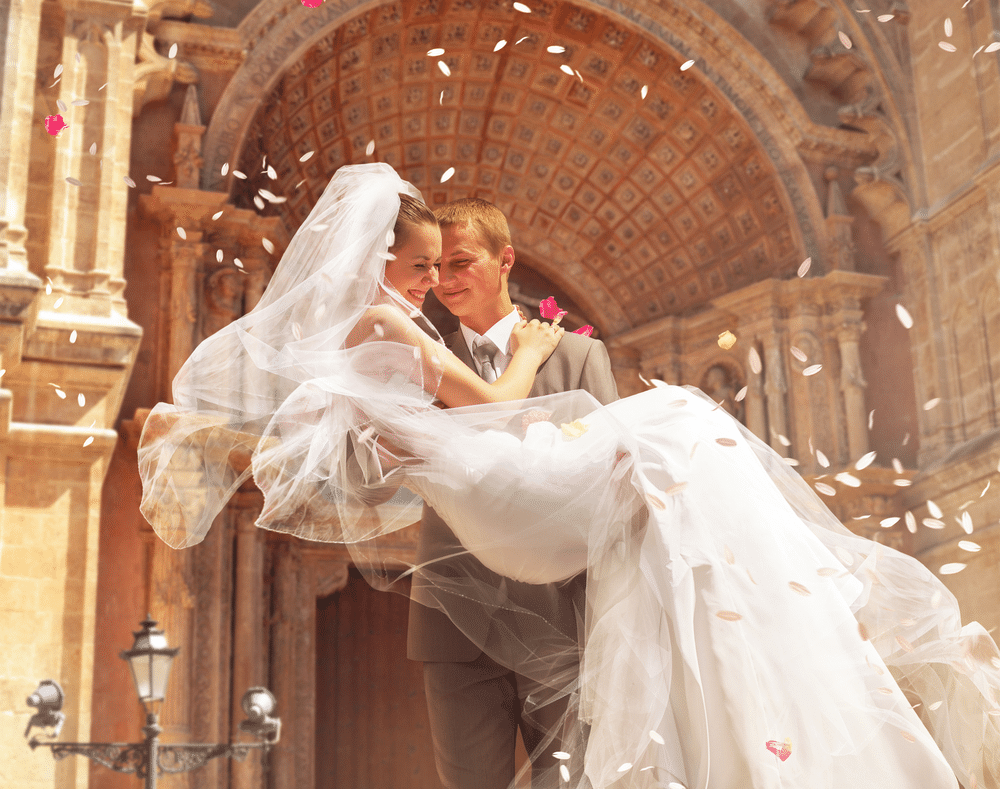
[54,63,63,78]
[561,420,589,439]
[724,545,735,564]
[817,567,840,576]
[959,540,981,552]
[54,388,66,399]
[939,563,967,575]
[546,45,566,53]
[868,409,875,429]
[299,151,314,162]
[960,511,974,534]
[377,251,397,261]
[923,397,941,411]
[266,165,278,180]
[168,42,178,59]
[855,450,877,470]
[664,482,687,496]
[641,84,648,99]
[835,472,861,487]
[559,765,570,782]
[944,18,953,37]
[649,730,665,745]
[716,610,742,621]
[77,393,86,407]
[986,42,1000,53]
[859,622,870,641]
[234,258,244,269]
[253,196,265,210]
[896,635,914,653]
[494,39,507,52]
[717,330,737,350]
[981,481,990,497]
[436,60,452,77]
[927,500,943,518]
[216,249,224,263]
[221,162,230,175]
[735,385,747,402]
[680,59,695,71]
[880,517,900,528]
[233,170,247,180]
[647,494,665,510]
[748,347,762,374]
[617,763,632,773]
[790,345,807,363]
[939,41,957,52]
[366,139,375,155]
[905,512,917,533]
[65,177,82,187]
[212,210,223,220]
[892,457,904,474]
[839,31,853,48]
[777,433,791,447]
[783,457,800,466]
[895,303,914,328]
[89,142,97,154]
[147,175,161,182]
[789,581,811,596]
[176,227,187,240]
[54,296,64,309]
[83,436,94,447]
[57,99,68,113]
[427,47,445,56]
[816,449,830,468]
[513,1,531,11]
[815,482,836,496]
[440,167,455,183]
[262,238,275,254]
[560,64,574,75]
[715,437,738,447]
[69,330,77,344]
[124,176,136,188]
[803,364,822,376]
[878,14,894,21]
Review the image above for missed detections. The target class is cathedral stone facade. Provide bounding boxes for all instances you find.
[1,0,998,787]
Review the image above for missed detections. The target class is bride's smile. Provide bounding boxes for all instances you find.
[383,220,441,309]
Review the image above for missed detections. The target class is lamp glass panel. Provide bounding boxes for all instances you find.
[129,654,153,701]
[150,653,174,700]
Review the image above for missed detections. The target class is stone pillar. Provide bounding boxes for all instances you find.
[837,322,870,461]
[0,0,42,274]
[744,356,767,441]
[231,502,265,789]
[172,85,205,191]
[762,336,790,457]
[271,539,304,789]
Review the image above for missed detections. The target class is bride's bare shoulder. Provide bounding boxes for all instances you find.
[347,303,416,346]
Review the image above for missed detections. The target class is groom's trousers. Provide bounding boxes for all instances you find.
[423,653,570,789]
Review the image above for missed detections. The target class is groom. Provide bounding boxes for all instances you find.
[408,198,619,789]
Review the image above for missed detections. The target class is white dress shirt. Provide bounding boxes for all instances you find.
[459,309,520,378]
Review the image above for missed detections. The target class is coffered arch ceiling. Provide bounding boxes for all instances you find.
[230,0,817,335]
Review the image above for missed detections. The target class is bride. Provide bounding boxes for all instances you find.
[139,163,1000,789]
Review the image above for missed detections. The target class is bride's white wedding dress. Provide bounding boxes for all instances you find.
[395,385,995,789]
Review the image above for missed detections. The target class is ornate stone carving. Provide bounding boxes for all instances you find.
[134,31,199,116]
[202,268,244,338]
[700,363,746,424]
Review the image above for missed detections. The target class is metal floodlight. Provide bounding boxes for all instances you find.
[25,679,65,739]
[239,687,281,742]
[119,616,179,713]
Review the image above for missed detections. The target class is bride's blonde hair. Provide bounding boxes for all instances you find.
[391,193,437,250]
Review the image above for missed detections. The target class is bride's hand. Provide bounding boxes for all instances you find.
[510,319,564,365]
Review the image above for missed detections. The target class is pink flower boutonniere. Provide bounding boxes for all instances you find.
[539,296,594,337]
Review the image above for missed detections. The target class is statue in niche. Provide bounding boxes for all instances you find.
[203,269,245,339]
[700,364,745,424]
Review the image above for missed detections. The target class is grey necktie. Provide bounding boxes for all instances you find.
[472,337,500,383]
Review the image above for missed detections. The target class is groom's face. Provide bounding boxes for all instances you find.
[434,222,513,326]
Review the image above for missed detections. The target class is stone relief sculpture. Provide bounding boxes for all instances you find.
[700,363,746,424]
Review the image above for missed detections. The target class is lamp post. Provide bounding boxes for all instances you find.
[25,616,279,789]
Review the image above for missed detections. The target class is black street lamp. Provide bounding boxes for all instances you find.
[25,616,279,789]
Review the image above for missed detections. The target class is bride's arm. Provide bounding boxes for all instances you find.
[351,305,561,408]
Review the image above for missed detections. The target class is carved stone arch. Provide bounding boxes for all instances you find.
[202,0,867,336]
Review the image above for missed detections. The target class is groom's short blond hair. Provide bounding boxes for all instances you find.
[435,198,511,257]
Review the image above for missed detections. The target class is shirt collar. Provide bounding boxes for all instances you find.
[460,309,520,359]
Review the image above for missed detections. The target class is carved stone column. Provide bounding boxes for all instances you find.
[231,500,265,789]
[172,85,205,190]
[744,359,767,440]
[825,169,856,272]
[761,335,791,457]
[836,322,870,461]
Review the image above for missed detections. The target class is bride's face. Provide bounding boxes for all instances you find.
[383,222,442,309]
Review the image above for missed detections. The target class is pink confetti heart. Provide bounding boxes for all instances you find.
[300,0,322,6]
[539,296,567,322]
[44,114,68,136]
[765,738,792,761]
[573,325,594,337]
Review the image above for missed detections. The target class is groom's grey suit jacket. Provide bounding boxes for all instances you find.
[407,330,619,662]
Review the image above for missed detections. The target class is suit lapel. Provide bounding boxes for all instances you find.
[446,331,477,373]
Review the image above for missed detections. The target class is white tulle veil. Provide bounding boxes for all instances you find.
[138,162,1000,789]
